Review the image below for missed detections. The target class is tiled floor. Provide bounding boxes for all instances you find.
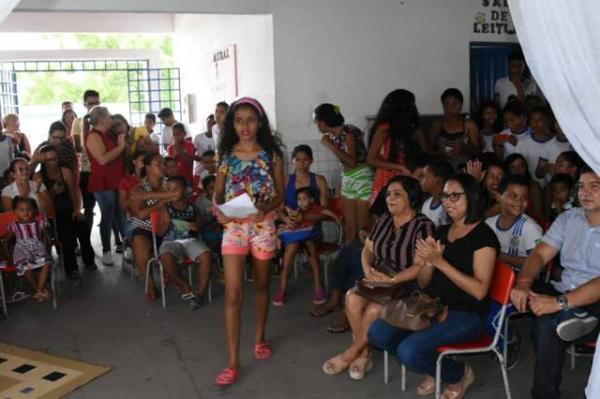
[0,226,594,398]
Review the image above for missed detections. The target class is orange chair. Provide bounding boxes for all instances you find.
[433,261,515,398]
[383,261,516,399]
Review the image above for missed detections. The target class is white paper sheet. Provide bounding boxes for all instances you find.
[218,193,258,219]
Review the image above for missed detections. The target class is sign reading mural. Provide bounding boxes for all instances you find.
[209,44,238,101]
[473,0,515,35]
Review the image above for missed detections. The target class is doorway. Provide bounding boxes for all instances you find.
[469,41,521,112]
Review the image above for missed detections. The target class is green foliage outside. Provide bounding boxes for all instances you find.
[20,33,173,106]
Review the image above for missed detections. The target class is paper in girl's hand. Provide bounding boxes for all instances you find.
[218,193,259,218]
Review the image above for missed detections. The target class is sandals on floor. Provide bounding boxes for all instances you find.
[326,319,351,333]
[348,353,373,380]
[322,354,351,375]
[442,365,475,399]
[215,368,240,386]
[310,304,341,317]
[254,342,272,360]
[417,376,436,396]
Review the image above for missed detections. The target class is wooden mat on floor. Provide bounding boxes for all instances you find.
[0,343,110,399]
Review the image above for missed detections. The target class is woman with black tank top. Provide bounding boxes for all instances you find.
[35,145,96,279]
[368,174,499,399]
[429,89,481,171]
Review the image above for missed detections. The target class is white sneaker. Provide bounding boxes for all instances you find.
[102,252,114,266]
[123,248,133,262]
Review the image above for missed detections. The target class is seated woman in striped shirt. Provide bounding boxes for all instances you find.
[322,175,435,380]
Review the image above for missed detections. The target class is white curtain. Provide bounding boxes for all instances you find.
[509,0,600,174]
[0,0,20,24]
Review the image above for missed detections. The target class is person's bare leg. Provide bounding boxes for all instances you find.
[342,302,382,360]
[223,254,246,369]
[279,242,299,292]
[36,264,50,293]
[341,197,357,245]
[196,251,212,297]
[252,256,271,345]
[160,252,191,293]
[25,270,36,291]
[305,241,323,291]
[133,235,156,294]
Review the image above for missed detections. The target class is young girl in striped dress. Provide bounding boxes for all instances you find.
[6,196,52,302]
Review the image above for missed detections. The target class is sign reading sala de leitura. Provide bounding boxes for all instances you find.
[473,0,516,35]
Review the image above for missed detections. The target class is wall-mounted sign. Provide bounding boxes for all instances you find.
[209,44,238,101]
[473,0,516,35]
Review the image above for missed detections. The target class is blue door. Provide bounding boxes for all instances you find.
[469,42,521,112]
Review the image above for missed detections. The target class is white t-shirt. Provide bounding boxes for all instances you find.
[501,127,531,159]
[212,124,222,148]
[160,122,192,154]
[545,138,573,164]
[193,132,216,176]
[514,133,556,186]
[585,333,600,399]
[1,181,48,211]
[421,197,450,228]
[485,214,542,260]
[482,134,495,154]
[494,76,538,108]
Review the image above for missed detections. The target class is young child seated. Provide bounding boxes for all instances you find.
[196,175,222,254]
[159,176,212,309]
[548,173,575,222]
[3,196,52,302]
[273,187,340,306]
[485,174,543,270]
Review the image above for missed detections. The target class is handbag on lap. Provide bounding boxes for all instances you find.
[381,291,449,331]
[353,260,403,305]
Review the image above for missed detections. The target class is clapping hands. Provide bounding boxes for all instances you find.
[415,237,445,267]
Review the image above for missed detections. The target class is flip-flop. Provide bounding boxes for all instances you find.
[327,320,351,333]
[310,305,341,317]
[254,342,272,360]
[215,368,240,386]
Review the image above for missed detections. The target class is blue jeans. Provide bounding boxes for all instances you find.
[331,240,365,292]
[94,190,126,253]
[368,310,484,384]
[530,281,600,399]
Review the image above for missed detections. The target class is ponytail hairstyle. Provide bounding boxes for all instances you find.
[368,89,419,164]
[314,103,345,128]
[219,97,283,161]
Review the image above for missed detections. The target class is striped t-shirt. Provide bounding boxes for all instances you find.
[368,213,435,272]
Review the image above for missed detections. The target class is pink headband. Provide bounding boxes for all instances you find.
[233,96,265,118]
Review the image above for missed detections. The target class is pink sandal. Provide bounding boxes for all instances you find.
[254,342,272,359]
[215,368,240,385]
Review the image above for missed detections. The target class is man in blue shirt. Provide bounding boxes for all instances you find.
[511,165,600,399]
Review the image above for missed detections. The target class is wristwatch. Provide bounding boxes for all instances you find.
[557,295,570,311]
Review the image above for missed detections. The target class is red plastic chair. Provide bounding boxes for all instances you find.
[568,340,597,370]
[434,260,515,399]
[383,260,516,399]
[0,211,17,316]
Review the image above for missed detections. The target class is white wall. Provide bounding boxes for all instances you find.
[11,0,517,141]
[173,14,275,133]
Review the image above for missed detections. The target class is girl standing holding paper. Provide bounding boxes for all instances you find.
[213,97,285,385]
